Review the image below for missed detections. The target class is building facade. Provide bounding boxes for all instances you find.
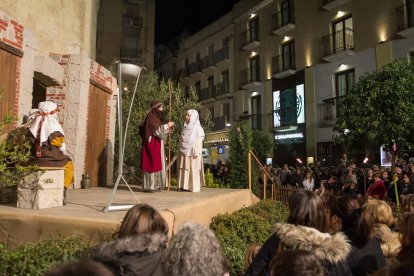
[158,0,414,167]
[96,0,155,70]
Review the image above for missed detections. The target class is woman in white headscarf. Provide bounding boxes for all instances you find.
[28,101,74,191]
[178,109,205,192]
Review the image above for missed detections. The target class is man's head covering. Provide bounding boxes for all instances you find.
[140,101,163,142]
[180,109,205,156]
[29,101,64,157]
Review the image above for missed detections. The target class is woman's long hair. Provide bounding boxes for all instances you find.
[287,190,328,233]
[328,196,373,248]
[117,203,168,238]
[397,211,414,262]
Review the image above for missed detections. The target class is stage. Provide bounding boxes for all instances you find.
[0,187,258,248]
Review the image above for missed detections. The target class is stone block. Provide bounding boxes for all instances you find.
[17,169,64,209]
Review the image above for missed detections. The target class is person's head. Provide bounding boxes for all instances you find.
[395,166,402,175]
[347,167,353,175]
[328,196,373,248]
[382,170,389,180]
[287,190,328,233]
[162,222,228,276]
[244,243,261,269]
[400,194,414,214]
[45,260,113,276]
[363,200,394,227]
[118,204,168,238]
[373,172,381,181]
[397,212,414,262]
[305,171,312,179]
[402,173,410,184]
[367,169,373,177]
[329,175,337,183]
[185,109,200,125]
[150,100,163,111]
[268,250,325,276]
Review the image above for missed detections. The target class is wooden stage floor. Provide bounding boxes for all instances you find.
[0,187,258,248]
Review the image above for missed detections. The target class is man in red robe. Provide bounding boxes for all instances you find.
[140,101,173,192]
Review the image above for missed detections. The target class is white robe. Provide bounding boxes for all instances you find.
[178,138,204,192]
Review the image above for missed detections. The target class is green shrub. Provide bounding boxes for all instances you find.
[0,236,96,275]
[211,199,288,275]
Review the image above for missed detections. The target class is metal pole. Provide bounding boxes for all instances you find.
[248,151,252,190]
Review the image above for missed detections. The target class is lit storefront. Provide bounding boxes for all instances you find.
[203,131,229,165]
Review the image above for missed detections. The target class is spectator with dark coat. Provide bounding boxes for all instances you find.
[374,212,414,276]
[91,204,168,276]
[245,190,351,276]
[328,196,385,276]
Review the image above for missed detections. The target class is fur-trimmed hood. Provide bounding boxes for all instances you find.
[91,233,167,276]
[273,223,351,264]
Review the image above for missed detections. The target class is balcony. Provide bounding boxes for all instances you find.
[198,87,215,102]
[272,54,296,79]
[240,29,260,51]
[321,28,354,62]
[321,0,351,11]
[120,47,142,62]
[122,15,143,29]
[317,97,342,127]
[214,47,230,66]
[396,4,414,38]
[189,61,202,75]
[272,8,295,36]
[216,82,231,98]
[240,68,261,89]
[202,55,216,72]
[211,117,226,131]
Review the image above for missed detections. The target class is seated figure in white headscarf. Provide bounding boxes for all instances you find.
[28,101,74,191]
[177,109,205,192]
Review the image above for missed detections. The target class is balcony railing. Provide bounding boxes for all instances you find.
[189,61,202,75]
[120,47,142,61]
[240,28,260,49]
[122,15,143,28]
[396,4,414,32]
[202,55,216,69]
[240,68,261,87]
[272,54,296,75]
[273,7,295,30]
[212,117,226,131]
[318,97,343,127]
[216,82,230,97]
[321,28,354,57]
[213,47,230,63]
[198,87,215,101]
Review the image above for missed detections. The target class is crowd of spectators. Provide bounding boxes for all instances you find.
[44,156,414,276]
[261,156,414,202]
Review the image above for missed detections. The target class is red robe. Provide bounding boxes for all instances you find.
[140,136,162,173]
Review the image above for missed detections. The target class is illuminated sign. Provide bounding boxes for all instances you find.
[275,132,304,140]
[272,83,305,128]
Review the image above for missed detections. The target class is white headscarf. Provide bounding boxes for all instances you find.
[29,101,64,144]
[180,109,205,156]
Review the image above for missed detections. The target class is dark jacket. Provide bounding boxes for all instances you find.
[347,238,385,276]
[374,257,414,276]
[244,223,352,276]
[91,233,167,276]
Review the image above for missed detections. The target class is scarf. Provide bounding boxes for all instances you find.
[180,109,205,156]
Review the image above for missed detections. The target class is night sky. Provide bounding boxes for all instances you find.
[155,0,239,47]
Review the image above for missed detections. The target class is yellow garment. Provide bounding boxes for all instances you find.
[64,160,74,189]
[51,137,64,147]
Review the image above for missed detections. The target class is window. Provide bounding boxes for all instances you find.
[196,52,201,71]
[335,69,355,97]
[207,76,214,98]
[221,70,229,94]
[251,95,261,129]
[409,50,414,61]
[249,17,260,43]
[223,103,230,123]
[280,0,294,26]
[208,44,214,56]
[209,106,215,117]
[281,40,295,70]
[250,56,260,82]
[184,57,189,76]
[195,81,201,99]
[332,16,353,53]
